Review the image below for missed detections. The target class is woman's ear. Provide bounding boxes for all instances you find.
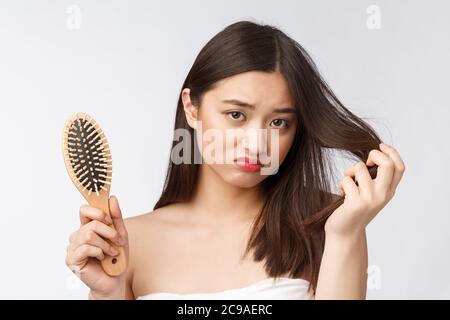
[181,88,199,129]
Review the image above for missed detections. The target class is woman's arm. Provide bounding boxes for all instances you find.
[124,270,136,299]
[315,229,368,299]
[314,143,404,299]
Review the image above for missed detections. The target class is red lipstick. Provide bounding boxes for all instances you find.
[234,157,261,172]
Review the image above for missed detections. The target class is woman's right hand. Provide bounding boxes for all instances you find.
[65,195,129,299]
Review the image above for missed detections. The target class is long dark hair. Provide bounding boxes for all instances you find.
[154,20,381,294]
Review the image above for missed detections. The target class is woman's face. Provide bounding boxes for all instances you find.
[182,71,297,188]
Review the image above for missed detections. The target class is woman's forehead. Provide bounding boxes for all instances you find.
[207,71,294,109]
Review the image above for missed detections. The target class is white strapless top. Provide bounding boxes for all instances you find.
[136,277,314,300]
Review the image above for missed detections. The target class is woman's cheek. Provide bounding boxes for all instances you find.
[197,126,236,165]
[276,133,295,162]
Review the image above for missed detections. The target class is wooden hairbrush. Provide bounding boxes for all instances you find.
[62,112,127,276]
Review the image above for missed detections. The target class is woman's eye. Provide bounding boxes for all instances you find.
[227,111,246,121]
[270,119,289,128]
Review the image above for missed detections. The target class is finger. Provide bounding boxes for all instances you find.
[379,143,405,191]
[71,244,105,263]
[109,195,128,246]
[71,229,119,257]
[81,220,121,246]
[366,149,395,190]
[339,176,359,199]
[344,162,373,196]
[79,205,113,226]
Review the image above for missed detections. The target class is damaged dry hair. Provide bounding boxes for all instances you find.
[154,20,381,294]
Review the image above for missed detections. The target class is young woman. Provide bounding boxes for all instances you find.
[65,20,405,300]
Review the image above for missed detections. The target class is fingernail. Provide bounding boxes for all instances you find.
[110,247,118,256]
[105,216,113,224]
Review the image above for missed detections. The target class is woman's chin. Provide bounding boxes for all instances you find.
[222,170,266,189]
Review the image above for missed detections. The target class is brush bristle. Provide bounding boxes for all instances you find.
[65,116,112,196]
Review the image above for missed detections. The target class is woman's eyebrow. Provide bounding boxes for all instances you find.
[273,107,296,114]
[221,99,255,109]
[221,99,295,113]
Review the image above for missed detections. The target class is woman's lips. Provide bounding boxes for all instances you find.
[234,157,261,172]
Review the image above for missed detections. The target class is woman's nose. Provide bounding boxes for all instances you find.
[237,123,269,156]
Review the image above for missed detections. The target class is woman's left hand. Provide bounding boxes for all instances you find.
[324,143,405,238]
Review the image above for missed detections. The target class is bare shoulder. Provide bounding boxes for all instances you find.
[121,203,190,297]
[123,202,188,236]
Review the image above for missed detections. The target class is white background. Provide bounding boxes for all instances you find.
[0,0,449,299]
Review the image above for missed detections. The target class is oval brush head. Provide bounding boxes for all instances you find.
[62,112,127,276]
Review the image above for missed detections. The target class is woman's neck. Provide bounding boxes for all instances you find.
[188,164,264,227]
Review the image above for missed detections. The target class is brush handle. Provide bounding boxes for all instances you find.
[102,246,127,277]
[88,195,127,277]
